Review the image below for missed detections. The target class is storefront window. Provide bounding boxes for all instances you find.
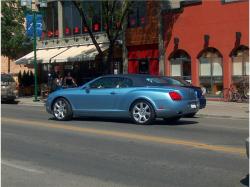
[170,50,191,80]
[232,46,249,76]
[171,59,181,76]
[43,2,58,39]
[232,46,249,89]
[199,49,223,97]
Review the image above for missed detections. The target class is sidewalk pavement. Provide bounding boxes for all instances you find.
[15,97,249,119]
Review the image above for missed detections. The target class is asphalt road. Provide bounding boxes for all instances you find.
[1,104,249,187]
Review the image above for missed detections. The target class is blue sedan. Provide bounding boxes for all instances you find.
[46,74,199,125]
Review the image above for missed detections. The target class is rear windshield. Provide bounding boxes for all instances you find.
[144,77,170,86]
[1,74,15,82]
[161,77,191,86]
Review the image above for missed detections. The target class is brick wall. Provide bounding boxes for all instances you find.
[126,0,160,46]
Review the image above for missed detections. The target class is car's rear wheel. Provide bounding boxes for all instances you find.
[53,98,72,121]
[130,100,155,125]
[164,116,181,122]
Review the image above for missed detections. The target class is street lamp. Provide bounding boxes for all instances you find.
[21,0,47,102]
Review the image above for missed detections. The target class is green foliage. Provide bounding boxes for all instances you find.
[1,0,31,60]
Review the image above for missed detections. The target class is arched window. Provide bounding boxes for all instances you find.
[198,47,223,97]
[231,45,249,76]
[169,49,191,81]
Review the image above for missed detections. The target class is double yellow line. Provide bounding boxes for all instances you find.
[2,117,245,156]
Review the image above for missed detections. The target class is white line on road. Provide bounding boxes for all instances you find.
[2,160,44,174]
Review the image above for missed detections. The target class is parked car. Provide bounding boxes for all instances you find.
[46,74,199,125]
[1,73,17,102]
[161,76,206,117]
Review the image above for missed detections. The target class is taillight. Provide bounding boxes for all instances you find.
[169,91,182,101]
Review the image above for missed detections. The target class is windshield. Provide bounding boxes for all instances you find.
[1,74,15,82]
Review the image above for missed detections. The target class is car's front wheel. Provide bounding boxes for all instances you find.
[130,100,155,125]
[53,98,72,121]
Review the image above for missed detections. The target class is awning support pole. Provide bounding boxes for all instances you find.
[33,12,39,102]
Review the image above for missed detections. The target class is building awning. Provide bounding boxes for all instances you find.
[15,47,68,65]
[15,43,109,65]
[51,43,109,63]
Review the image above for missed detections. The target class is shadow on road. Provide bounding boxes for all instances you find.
[49,117,198,126]
[1,100,19,104]
[240,174,249,186]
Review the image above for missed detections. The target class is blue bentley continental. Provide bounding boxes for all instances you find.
[46,74,199,125]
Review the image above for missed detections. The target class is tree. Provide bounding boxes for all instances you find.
[1,0,32,73]
[73,0,134,74]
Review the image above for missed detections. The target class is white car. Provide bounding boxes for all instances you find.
[1,74,17,102]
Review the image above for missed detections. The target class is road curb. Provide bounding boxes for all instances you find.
[196,114,248,120]
[17,102,45,107]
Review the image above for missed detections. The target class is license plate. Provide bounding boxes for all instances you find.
[190,104,197,109]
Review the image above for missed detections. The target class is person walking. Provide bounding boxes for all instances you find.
[64,72,76,88]
[200,84,207,96]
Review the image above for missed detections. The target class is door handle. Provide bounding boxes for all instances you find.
[110,91,116,95]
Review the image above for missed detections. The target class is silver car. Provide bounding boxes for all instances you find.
[1,74,17,102]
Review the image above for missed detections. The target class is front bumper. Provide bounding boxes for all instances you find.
[45,97,53,114]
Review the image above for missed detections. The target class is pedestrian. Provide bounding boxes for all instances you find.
[64,72,76,88]
[200,84,206,96]
[55,74,63,90]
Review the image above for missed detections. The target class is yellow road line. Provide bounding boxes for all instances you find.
[2,117,245,156]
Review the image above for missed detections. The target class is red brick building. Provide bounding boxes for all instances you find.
[126,0,249,97]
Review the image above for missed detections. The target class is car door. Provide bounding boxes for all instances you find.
[76,77,120,116]
[111,77,134,116]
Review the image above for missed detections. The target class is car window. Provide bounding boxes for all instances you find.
[1,74,15,82]
[162,78,185,86]
[89,77,120,89]
[145,77,169,85]
[116,78,133,88]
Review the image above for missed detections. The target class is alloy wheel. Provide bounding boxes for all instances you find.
[53,99,67,120]
[132,102,151,124]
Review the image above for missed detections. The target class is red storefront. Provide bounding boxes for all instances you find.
[128,44,159,75]
[163,0,249,97]
[126,0,249,98]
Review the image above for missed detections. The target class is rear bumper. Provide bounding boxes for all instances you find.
[155,100,199,118]
[199,97,206,109]
[1,95,16,101]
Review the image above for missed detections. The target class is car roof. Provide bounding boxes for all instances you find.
[99,74,163,87]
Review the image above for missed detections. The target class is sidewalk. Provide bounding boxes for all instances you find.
[15,97,249,119]
[16,96,46,107]
[196,101,249,119]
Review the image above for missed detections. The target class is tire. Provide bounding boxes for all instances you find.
[52,98,73,121]
[184,113,196,118]
[164,116,181,122]
[130,100,155,125]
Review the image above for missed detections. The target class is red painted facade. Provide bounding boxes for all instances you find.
[126,0,249,97]
[163,0,249,88]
